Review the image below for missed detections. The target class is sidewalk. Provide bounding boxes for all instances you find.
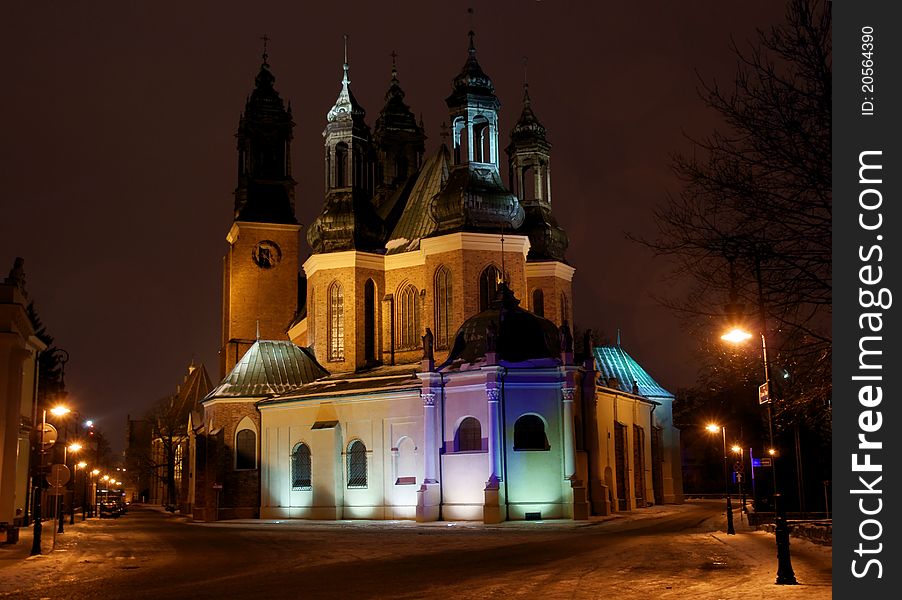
[0,513,94,568]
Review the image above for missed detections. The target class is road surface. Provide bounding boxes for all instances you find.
[0,501,831,599]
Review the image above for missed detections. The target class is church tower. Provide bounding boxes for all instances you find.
[307,40,385,254]
[372,54,426,207]
[506,81,574,326]
[430,31,524,236]
[304,41,387,374]
[221,49,301,377]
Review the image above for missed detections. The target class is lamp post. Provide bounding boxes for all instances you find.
[69,453,84,524]
[706,423,735,535]
[90,469,100,517]
[731,445,746,515]
[720,251,797,585]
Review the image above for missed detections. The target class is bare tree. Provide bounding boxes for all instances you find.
[640,0,832,414]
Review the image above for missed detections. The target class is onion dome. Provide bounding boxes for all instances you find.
[439,284,560,367]
[374,58,421,135]
[429,167,524,234]
[446,31,499,109]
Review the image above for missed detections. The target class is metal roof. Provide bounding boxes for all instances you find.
[593,345,674,400]
[206,340,329,400]
[385,146,449,254]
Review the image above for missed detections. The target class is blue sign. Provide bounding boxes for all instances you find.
[752,458,762,467]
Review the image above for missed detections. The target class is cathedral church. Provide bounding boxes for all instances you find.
[188,33,683,523]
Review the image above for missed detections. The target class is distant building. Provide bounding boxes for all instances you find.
[127,362,210,510]
[193,33,682,522]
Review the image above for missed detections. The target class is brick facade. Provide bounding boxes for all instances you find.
[221,222,301,378]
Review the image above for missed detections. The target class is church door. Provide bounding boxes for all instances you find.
[614,422,629,511]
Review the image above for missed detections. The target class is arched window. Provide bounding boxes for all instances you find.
[396,283,419,350]
[454,417,482,452]
[472,117,490,163]
[328,281,344,361]
[347,440,367,488]
[364,279,376,363]
[395,437,416,485]
[560,292,569,325]
[521,165,536,202]
[335,142,348,187]
[235,428,257,469]
[291,443,312,490]
[434,266,453,349]
[479,265,501,311]
[514,415,549,451]
[532,288,545,317]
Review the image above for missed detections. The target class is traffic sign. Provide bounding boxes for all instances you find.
[39,423,58,449]
[759,457,773,467]
[47,464,70,488]
[758,382,770,405]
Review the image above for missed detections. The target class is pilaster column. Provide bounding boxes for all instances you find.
[486,384,502,482]
[422,389,438,484]
[561,386,576,478]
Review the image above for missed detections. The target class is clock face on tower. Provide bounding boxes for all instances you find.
[252,240,282,269]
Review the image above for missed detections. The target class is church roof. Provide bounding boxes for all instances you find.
[206,340,329,400]
[593,345,674,399]
[384,145,450,254]
[509,84,548,144]
[170,362,212,422]
[446,31,498,108]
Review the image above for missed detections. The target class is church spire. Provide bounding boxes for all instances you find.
[374,51,425,190]
[308,35,385,254]
[431,31,524,237]
[233,41,296,224]
[505,76,568,262]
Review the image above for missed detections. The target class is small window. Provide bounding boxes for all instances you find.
[291,443,312,490]
[347,440,367,488]
[479,265,501,311]
[532,289,545,317]
[514,415,549,451]
[454,417,482,452]
[236,429,257,469]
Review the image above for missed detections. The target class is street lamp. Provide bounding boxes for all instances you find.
[706,423,735,535]
[90,469,100,517]
[76,462,88,521]
[720,250,797,586]
[59,441,81,532]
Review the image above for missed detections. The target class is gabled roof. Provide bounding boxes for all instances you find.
[385,145,450,254]
[170,362,212,422]
[206,340,329,400]
[593,345,674,400]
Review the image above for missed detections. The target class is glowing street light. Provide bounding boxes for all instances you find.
[706,423,735,535]
[50,405,70,417]
[720,327,753,344]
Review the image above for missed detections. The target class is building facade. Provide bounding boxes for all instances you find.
[0,259,45,537]
[195,34,682,523]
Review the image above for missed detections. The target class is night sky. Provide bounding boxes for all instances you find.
[2,1,787,451]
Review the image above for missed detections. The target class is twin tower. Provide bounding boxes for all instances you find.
[220,33,573,378]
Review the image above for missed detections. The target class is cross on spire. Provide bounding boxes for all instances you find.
[260,34,270,63]
[390,50,398,81]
